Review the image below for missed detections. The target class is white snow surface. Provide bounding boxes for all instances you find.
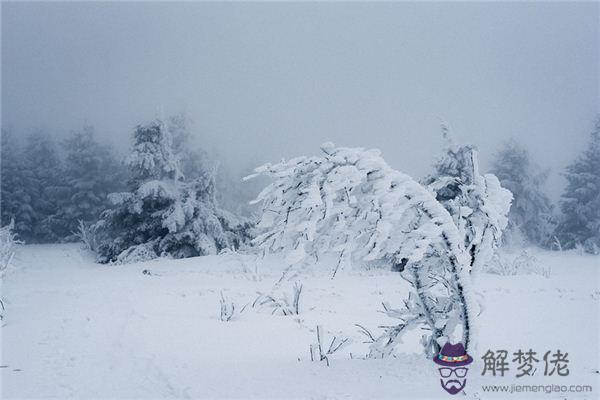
[1,244,598,399]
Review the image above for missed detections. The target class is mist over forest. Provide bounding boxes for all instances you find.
[2,2,598,196]
[2,2,599,254]
[1,3,599,399]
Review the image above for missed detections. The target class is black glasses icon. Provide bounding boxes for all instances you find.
[439,367,468,378]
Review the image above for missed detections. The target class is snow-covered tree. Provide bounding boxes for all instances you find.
[491,139,555,247]
[167,114,261,217]
[0,219,20,276]
[5,132,68,243]
[423,131,513,273]
[94,119,251,263]
[51,125,126,241]
[247,142,481,356]
[166,114,211,180]
[1,131,28,234]
[557,119,600,254]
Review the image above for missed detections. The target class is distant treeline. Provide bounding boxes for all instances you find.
[490,118,600,254]
[0,116,260,248]
[1,116,599,254]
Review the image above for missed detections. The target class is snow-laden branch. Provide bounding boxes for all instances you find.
[248,142,479,354]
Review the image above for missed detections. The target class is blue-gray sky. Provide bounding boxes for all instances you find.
[2,2,598,198]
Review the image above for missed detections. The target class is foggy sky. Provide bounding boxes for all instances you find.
[2,2,598,199]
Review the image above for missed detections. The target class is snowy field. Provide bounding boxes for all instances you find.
[1,244,598,399]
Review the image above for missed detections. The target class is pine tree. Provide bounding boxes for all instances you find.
[1,131,28,235]
[167,114,260,217]
[491,139,555,247]
[558,119,600,254]
[16,132,67,243]
[94,119,249,263]
[52,125,125,241]
[167,114,209,179]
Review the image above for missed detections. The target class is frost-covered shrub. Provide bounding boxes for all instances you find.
[1,220,21,322]
[76,220,101,253]
[93,119,251,263]
[0,220,20,276]
[219,292,237,322]
[248,142,480,355]
[487,251,550,278]
[309,325,350,366]
[253,282,303,316]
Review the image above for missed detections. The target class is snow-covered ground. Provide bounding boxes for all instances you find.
[1,244,598,399]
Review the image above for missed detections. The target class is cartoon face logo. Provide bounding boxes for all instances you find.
[433,342,473,395]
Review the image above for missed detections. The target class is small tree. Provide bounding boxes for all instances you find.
[248,143,480,356]
[557,119,600,254]
[94,119,250,263]
[491,139,555,247]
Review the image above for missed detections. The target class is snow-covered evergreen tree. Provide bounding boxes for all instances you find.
[248,142,480,356]
[423,131,513,273]
[6,132,68,243]
[166,114,210,179]
[491,139,555,247]
[51,125,126,241]
[557,119,600,254]
[94,119,250,263]
[1,131,29,235]
[167,114,261,217]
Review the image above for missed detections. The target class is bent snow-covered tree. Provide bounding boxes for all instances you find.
[247,143,481,356]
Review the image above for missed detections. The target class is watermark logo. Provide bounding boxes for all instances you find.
[481,349,569,377]
[433,342,473,395]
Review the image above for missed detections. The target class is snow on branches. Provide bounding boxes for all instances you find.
[93,119,252,264]
[247,142,484,356]
[423,134,513,274]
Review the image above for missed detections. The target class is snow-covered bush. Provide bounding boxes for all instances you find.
[487,251,550,278]
[423,130,513,273]
[309,325,350,366]
[0,220,20,276]
[219,292,237,322]
[76,220,100,253]
[93,119,251,263]
[248,142,481,355]
[0,220,20,322]
[253,282,303,316]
